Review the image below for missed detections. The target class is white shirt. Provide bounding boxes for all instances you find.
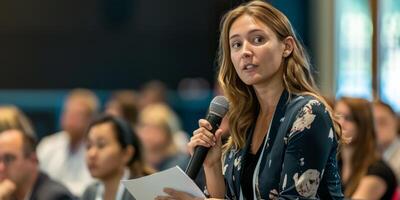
[37,131,95,197]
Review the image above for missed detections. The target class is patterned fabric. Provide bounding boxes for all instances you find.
[223,91,344,200]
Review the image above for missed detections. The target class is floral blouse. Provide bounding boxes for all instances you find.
[222,91,344,200]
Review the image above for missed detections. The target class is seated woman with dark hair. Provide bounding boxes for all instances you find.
[82,115,153,200]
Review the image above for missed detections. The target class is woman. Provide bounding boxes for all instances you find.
[137,103,189,171]
[82,115,153,200]
[373,100,400,183]
[335,97,397,199]
[157,1,343,199]
[105,90,139,128]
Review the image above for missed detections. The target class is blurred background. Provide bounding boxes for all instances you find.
[0,0,399,140]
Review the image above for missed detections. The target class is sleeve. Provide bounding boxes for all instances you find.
[278,100,337,199]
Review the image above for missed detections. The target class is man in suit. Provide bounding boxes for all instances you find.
[0,129,75,200]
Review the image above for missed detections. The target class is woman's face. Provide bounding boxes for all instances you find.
[86,122,129,180]
[335,101,358,141]
[137,122,169,152]
[373,104,398,147]
[229,15,286,87]
[105,100,122,117]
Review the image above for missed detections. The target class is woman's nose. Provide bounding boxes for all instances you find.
[241,42,253,58]
[87,147,97,158]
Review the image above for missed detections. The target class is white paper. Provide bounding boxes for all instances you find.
[122,166,205,200]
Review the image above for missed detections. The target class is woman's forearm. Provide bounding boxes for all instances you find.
[204,164,225,198]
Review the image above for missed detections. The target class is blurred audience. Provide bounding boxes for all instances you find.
[335,97,397,199]
[37,89,99,197]
[105,90,139,128]
[0,129,74,200]
[83,115,153,200]
[138,80,167,110]
[373,101,400,183]
[137,103,188,171]
[0,105,35,137]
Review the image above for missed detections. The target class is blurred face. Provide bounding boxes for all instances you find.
[105,100,122,117]
[0,130,35,188]
[229,15,287,87]
[137,123,169,153]
[335,101,358,142]
[86,122,130,180]
[61,98,91,140]
[138,90,163,110]
[373,104,398,147]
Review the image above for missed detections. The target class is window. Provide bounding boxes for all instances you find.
[379,0,400,112]
[335,0,373,99]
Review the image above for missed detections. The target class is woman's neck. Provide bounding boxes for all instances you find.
[102,168,125,200]
[253,81,284,115]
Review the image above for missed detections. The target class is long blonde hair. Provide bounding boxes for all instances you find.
[218,1,341,150]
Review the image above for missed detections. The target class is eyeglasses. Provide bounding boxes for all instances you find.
[0,154,16,166]
[336,113,354,122]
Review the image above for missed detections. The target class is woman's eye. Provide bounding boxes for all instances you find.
[231,42,241,49]
[253,36,264,44]
[96,142,107,149]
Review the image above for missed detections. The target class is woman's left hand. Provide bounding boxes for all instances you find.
[155,188,204,200]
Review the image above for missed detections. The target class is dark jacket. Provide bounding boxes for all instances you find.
[30,171,75,200]
[223,91,344,199]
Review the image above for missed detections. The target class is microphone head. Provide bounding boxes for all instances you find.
[209,96,229,117]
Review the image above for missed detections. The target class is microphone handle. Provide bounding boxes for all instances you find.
[185,113,222,179]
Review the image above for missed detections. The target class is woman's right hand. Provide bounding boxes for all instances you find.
[187,119,224,168]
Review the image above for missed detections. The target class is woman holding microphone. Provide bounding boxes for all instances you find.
[157,1,343,199]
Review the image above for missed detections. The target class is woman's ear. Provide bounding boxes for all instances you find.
[123,146,135,165]
[282,36,295,57]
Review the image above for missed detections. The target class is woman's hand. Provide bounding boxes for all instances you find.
[187,119,224,168]
[155,188,225,200]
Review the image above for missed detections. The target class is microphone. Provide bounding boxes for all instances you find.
[185,96,229,179]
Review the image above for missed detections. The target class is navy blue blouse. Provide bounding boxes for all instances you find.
[222,91,344,199]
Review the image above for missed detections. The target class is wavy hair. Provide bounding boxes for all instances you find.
[217,0,341,150]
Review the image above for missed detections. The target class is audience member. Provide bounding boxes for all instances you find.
[335,97,397,199]
[137,103,188,171]
[0,129,75,200]
[373,101,400,183]
[105,90,139,128]
[37,89,99,197]
[138,80,167,110]
[82,115,153,200]
[0,105,35,137]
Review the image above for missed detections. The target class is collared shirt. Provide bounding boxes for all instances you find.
[37,131,95,197]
